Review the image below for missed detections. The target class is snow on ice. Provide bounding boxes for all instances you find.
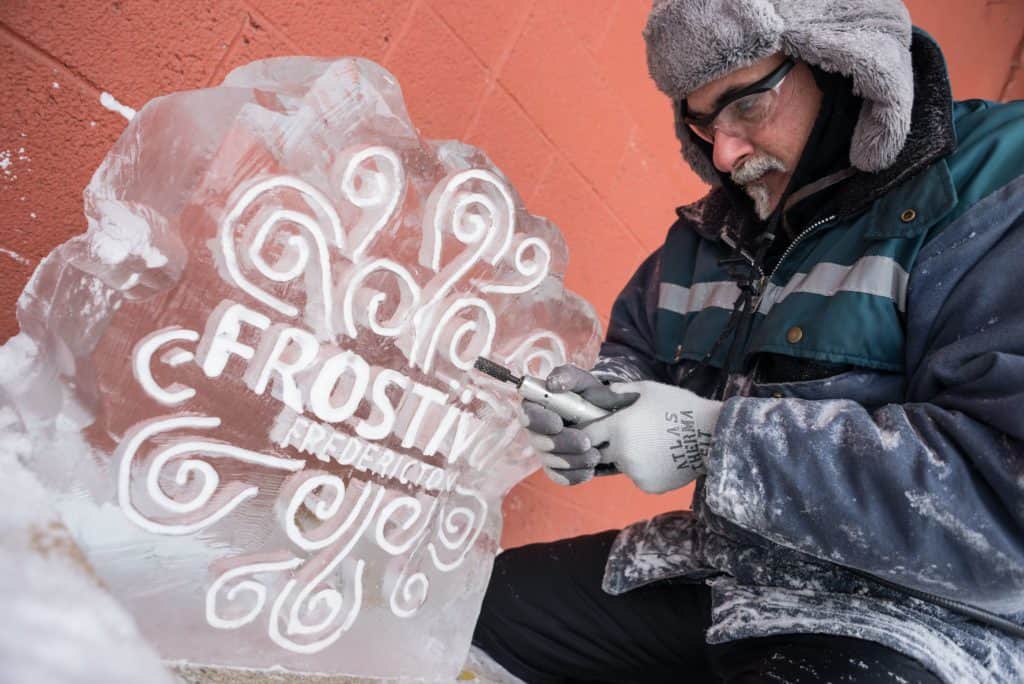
[0,56,601,680]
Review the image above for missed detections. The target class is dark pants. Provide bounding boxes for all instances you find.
[472,530,942,683]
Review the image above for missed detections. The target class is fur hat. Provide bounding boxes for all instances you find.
[644,0,914,186]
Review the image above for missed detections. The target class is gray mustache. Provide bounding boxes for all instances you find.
[732,155,787,185]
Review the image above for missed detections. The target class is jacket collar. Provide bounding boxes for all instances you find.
[683,29,957,243]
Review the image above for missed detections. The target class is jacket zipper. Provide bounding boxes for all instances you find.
[718,229,765,280]
[719,214,837,312]
[733,214,839,378]
[711,214,837,388]
[767,214,837,282]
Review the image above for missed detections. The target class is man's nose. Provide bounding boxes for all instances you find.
[711,129,755,174]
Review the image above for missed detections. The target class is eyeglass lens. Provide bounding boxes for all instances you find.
[688,87,781,143]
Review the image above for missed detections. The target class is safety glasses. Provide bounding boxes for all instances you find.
[682,59,796,144]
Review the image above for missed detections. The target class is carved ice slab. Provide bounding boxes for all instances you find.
[3,57,601,679]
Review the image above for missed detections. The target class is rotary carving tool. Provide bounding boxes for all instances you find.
[473,357,610,424]
[473,357,620,475]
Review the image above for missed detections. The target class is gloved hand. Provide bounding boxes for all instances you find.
[581,381,722,494]
[522,365,636,486]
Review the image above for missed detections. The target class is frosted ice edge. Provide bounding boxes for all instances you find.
[2,56,601,679]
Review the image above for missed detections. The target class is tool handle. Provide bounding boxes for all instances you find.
[518,376,621,475]
[518,376,609,424]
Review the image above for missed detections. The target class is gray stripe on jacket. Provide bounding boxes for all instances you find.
[657,256,910,317]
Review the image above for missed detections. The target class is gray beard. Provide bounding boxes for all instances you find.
[732,155,787,220]
[744,184,774,220]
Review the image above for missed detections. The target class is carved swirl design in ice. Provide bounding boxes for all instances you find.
[8,57,601,676]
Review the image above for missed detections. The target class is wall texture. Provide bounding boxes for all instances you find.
[1,1,1021,549]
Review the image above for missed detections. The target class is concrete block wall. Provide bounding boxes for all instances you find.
[1,1,1021,549]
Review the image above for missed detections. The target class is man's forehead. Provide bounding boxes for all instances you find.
[685,53,788,115]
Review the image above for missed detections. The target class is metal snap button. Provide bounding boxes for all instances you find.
[786,326,804,344]
[900,209,917,223]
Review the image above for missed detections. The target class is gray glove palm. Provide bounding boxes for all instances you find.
[581,380,722,494]
[522,365,636,486]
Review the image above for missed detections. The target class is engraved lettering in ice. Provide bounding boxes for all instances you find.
[2,56,601,678]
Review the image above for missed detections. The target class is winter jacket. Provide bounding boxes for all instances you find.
[592,30,1024,683]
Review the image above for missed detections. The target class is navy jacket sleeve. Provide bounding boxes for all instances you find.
[703,175,1024,615]
[591,248,667,383]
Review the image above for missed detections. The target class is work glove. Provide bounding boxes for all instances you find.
[522,365,636,486]
[581,381,722,494]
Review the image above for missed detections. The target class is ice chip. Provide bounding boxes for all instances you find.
[0,57,601,679]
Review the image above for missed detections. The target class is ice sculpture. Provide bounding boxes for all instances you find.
[1,57,601,679]
[0,407,174,684]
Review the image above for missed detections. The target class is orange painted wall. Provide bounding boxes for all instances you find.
[1,1,1021,550]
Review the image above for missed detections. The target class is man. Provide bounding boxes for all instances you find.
[470,0,1024,682]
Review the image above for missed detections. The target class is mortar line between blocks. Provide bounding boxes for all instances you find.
[491,0,538,80]
[566,152,651,255]
[538,146,648,251]
[998,29,1024,101]
[382,0,427,67]
[426,0,484,71]
[202,12,251,88]
[539,0,650,197]
[433,0,540,142]
[462,0,539,140]
[580,0,621,58]
[418,2,493,142]
[0,20,105,96]
[491,79,648,253]
[525,152,558,208]
[461,80,495,142]
[237,1,304,54]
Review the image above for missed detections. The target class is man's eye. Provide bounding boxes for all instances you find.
[731,93,769,121]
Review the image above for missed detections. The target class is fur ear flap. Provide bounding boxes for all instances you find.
[778,1,913,172]
[851,81,914,172]
[849,45,915,172]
